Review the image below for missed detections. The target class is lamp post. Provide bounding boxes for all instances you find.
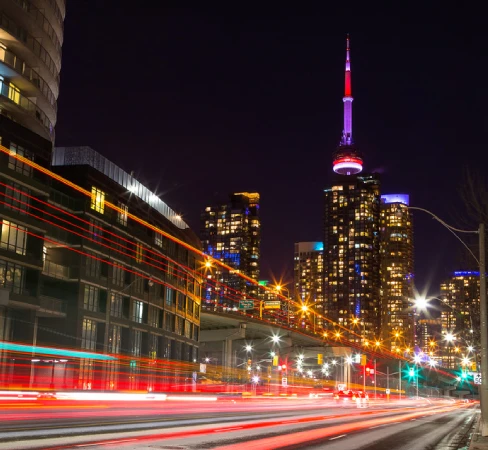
[404,206,486,434]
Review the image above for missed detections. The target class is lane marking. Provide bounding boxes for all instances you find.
[214,427,243,432]
[329,434,347,440]
[410,419,416,421]
[369,426,380,429]
[93,439,138,445]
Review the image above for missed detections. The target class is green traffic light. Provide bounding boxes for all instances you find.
[409,369,415,377]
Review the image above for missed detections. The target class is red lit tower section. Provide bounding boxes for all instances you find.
[332,35,363,175]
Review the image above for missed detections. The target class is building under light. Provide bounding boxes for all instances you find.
[0,144,203,390]
[379,194,414,351]
[323,36,381,342]
[0,0,65,142]
[294,242,324,327]
[439,271,480,369]
[201,192,260,308]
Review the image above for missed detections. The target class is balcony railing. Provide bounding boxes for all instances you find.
[0,13,60,80]
[0,44,57,111]
[39,295,66,314]
[11,0,62,53]
[42,259,70,279]
[0,80,54,140]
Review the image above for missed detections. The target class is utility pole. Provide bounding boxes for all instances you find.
[479,223,488,435]
[399,360,401,400]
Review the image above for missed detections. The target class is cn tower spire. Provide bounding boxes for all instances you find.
[332,34,363,175]
[342,34,353,145]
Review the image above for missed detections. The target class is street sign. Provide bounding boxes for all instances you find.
[264,300,281,309]
[474,373,482,385]
[239,300,254,310]
[282,377,287,387]
[385,389,390,395]
[200,363,207,373]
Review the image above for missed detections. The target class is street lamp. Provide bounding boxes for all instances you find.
[274,285,291,325]
[405,206,486,434]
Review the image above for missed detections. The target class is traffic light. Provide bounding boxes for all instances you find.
[409,368,415,377]
[361,354,367,366]
[273,355,279,366]
[472,362,477,372]
[317,353,323,365]
[248,359,252,366]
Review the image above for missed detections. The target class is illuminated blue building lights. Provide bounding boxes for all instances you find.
[381,194,410,206]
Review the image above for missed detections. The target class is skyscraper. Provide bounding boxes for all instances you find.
[294,242,324,326]
[439,271,480,368]
[379,194,414,351]
[201,192,260,308]
[323,36,381,342]
[0,0,65,142]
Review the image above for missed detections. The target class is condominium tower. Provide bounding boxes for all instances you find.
[379,194,414,350]
[201,192,260,308]
[0,0,64,142]
[294,242,324,326]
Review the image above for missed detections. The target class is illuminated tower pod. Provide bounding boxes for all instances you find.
[332,35,363,176]
[293,242,324,327]
[439,271,480,369]
[379,195,414,351]
[0,0,65,142]
[200,192,260,308]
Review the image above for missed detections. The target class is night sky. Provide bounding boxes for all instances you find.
[55,3,487,296]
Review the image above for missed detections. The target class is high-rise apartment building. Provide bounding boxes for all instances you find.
[0,0,65,142]
[323,36,381,342]
[439,271,479,368]
[201,192,260,308]
[379,194,414,350]
[294,242,324,326]
[324,176,381,341]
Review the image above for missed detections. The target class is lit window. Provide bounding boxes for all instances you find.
[117,202,128,226]
[135,242,143,263]
[133,300,144,323]
[0,220,27,255]
[155,232,163,248]
[83,285,99,312]
[91,187,105,214]
[9,143,33,177]
[8,83,20,104]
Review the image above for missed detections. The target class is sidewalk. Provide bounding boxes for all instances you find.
[470,411,488,449]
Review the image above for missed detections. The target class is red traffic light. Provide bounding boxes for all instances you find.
[282,364,287,370]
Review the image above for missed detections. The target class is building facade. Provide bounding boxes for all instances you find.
[294,242,324,327]
[0,144,203,390]
[201,192,260,309]
[439,271,480,369]
[379,194,414,351]
[0,0,64,142]
[323,175,381,341]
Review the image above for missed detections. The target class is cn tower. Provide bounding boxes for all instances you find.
[332,35,363,175]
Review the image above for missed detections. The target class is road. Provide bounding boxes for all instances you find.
[0,397,477,449]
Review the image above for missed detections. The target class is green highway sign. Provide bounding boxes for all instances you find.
[239,300,254,310]
[264,300,281,309]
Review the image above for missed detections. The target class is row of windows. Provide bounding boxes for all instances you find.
[82,317,199,354]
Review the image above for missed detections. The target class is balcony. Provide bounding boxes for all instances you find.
[10,0,62,54]
[0,44,57,113]
[0,79,54,141]
[0,12,60,82]
[42,260,72,280]
[38,295,66,317]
